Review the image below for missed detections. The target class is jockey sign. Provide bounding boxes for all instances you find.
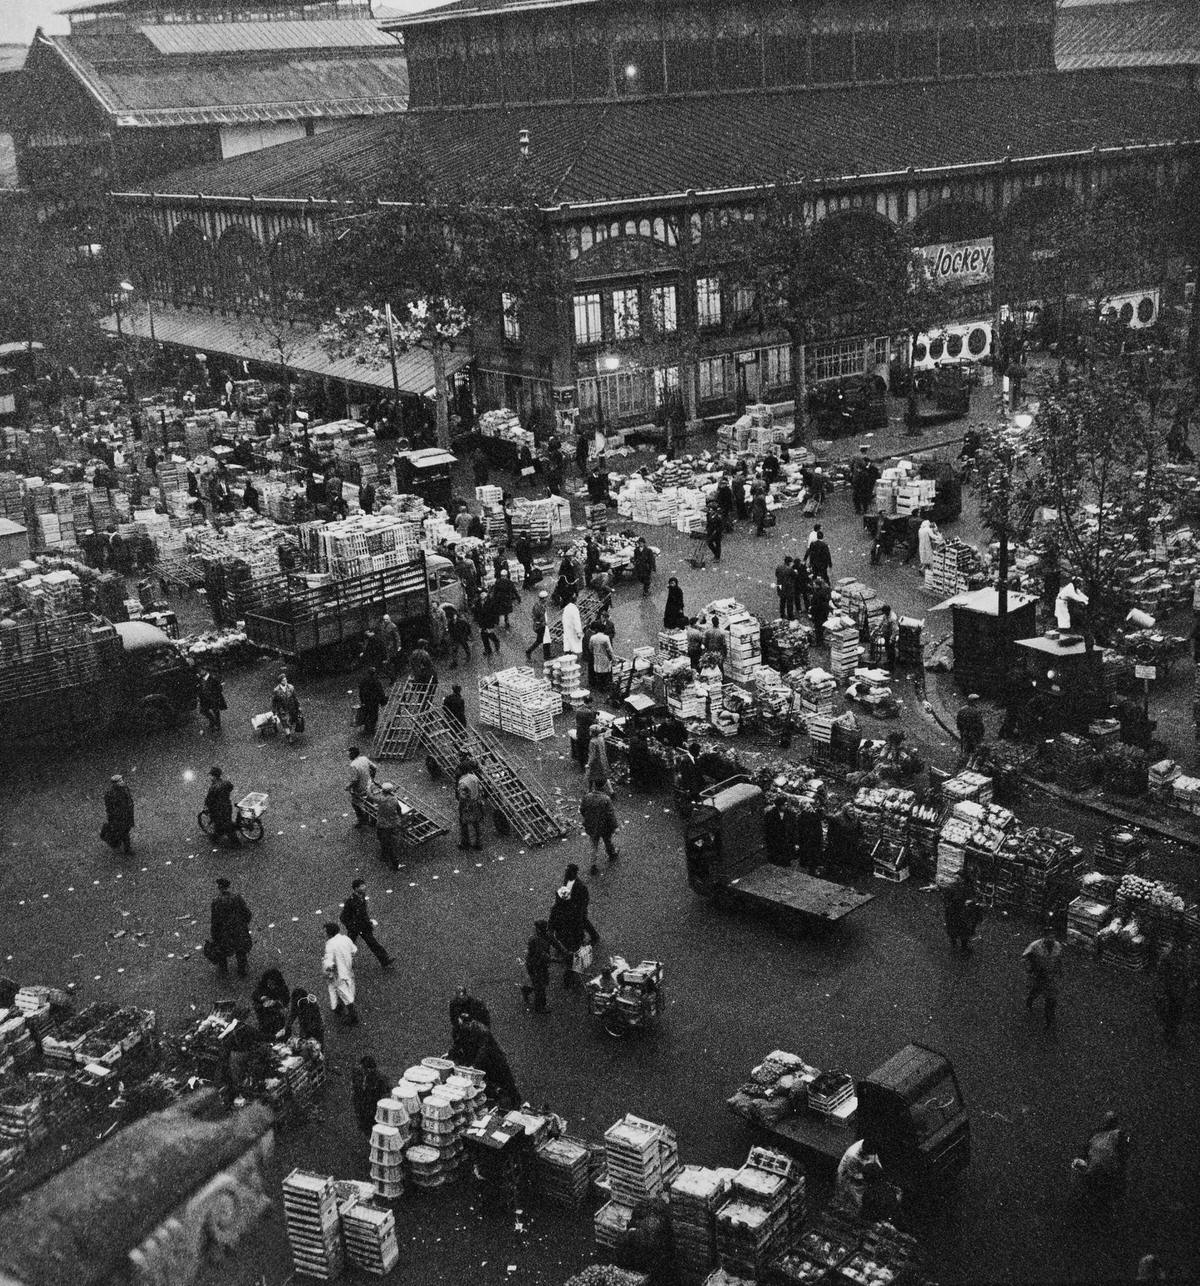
[920,237,995,288]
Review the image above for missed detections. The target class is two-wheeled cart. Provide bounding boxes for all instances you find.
[198,791,269,843]
[585,956,664,1039]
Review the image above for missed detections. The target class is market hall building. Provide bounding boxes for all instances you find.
[105,0,1200,431]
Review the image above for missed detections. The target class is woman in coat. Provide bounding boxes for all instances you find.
[103,773,135,854]
[548,887,586,989]
[252,967,290,1037]
[663,577,688,629]
[492,568,521,628]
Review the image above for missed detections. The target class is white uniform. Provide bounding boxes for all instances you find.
[1055,581,1089,631]
[561,601,584,655]
[917,520,935,568]
[322,930,358,1009]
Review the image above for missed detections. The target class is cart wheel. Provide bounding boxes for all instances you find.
[139,694,175,731]
[602,1014,631,1039]
[240,817,265,843]
[197,809,216,837]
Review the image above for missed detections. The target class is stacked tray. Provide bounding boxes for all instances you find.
[282,1169,344,1281]
[342,1199,400,1276]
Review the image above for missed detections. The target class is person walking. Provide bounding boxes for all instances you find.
[322,921,360,1025]
[360,628,387,675]
[493,567,520,629]
[1022,925,1064,1029]
[374,782,404,869]
[790,556,811,615]
[457,764,485,851]
[204,765,241,847]
[581,785,620,874]
[876,603,899,670]
[407,636,438,691]
[775,556,796,621]
[586,723,611,793]
[705,505,723,563]
[351,1055,390,1134]
[548,883,586,989]
[197,668,226,733]
[340,877,395,970]
[703,616,728,673]
[590,626,614,693]
[347,745,376,828]
[379,613,402,680]
[663,577,687,629]
[750,487,768,538]
[573,694,598,770]
[443,683,467,728]
[717,474,735,531]
[809,578,831,644]
[956,694,985,764]
[445,607,472,669]
[686,617,705,671]
[942,877,982,954]
[806,525,832,582]
[358,667,388,738]
[525,591,550,661]
[103,772,135,854]
[209,877,252,977]
[632,536,656,598]
[477,590,502,659]
[1153,943,1189,1045]
[271,672,302,744]
[732,469,748,522]
[562,862,599,947]
[521,920,555,1013]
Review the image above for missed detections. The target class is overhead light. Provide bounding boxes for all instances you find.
[119,280,135,293]
[624,64,638,79]
[602,355,620,372]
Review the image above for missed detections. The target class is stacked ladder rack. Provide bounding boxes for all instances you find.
[373,677,436,761]
[356,790,450,848]
[419,708,566,847]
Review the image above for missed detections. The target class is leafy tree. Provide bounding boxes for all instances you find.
[311,146,564,449]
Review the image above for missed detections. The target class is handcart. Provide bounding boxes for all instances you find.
[198,791,268,843]
[585,956,664,1039]
[353,786,451,853]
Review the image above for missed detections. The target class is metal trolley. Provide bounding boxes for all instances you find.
[585,956,664,1039]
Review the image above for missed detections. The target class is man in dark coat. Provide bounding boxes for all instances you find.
[775,557,796,621]
[204,765,241,846]
[351,1055,392,1135]
[581,786,620,875]
[103,773,135,854]
[809,578,831,644]
[443,683,467,727]
[705,506,723,562]
[197,669,226,732]
[210,877,253,977]
[574,694,598,769]
[806,526,832,581]
[942,877,982,953]
[763,798,794,866]
[521,920,555,1014]
[340,877,394,969]
[449,986,491,1038]
[358,667,388,737]
[731,470,748,522]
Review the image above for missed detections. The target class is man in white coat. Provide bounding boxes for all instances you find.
[561,597,584,657]
[322,921,359,1026]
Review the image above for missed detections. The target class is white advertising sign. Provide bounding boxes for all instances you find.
[920,237,995,288]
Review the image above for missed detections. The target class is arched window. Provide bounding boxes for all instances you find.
[268,228,310,308]
[168,221,212,304]
[123,219,168,298]
[216,226,266,308]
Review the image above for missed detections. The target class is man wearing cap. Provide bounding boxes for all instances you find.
[204,765,240,846]
[374,783,404,869]
[340,878,394,969]
[347,745,376,828]
[103,772,135,855]
[209,877,253,977]
[957,694,985,764]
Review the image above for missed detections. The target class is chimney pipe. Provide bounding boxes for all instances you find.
[519,128,530,158]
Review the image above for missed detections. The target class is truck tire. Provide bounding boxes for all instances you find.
[139,695,175,730]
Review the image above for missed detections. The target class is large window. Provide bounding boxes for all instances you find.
[699,355,732,401]
[696,276,723,328]
[573,292,602,345]
[809,337,870,384]
[612,287,641,340]
[764,344,791,388]
[650,284,677,335]
[502,291,520,342]
[732,282,756,324]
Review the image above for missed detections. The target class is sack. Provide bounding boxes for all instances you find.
[572,944,594,972]
[202,939,220,965]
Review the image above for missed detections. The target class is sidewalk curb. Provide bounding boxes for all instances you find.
[1020,775,1200,852]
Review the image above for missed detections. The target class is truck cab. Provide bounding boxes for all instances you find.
[425,553,465,615]
[856,1043,970,1191]
[114,621,197,729]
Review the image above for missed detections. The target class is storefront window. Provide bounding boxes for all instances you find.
[732,282,756,324]
[809,337,869,383]
[699,355,731,401]
[502,292,520,342]
[764,344,791,388]
[650,284,678,335]
[612,287,641,340]
[573,293,602,346]
[696,276,723,328]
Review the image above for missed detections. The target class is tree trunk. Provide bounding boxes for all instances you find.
[790,331,808,448]
[1189,260,1200,378]
[433,342,450,450]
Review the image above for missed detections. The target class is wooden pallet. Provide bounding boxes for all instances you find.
[373,677,435,761]
[418,709,566,847]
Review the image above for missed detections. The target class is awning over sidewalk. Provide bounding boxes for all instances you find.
[100,305,468,395]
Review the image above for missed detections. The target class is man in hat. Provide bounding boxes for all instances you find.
[340,877,394,969]
[358,666,388,738]
[956,694,985,764]
[322,921,359,1024]
[374,783,404,870]
[204,765,240,846]
[103,773,135,854]
[210,877,253,977]
[443,682,467,728]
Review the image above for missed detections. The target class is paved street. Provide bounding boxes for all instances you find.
[1,411,1197,1285]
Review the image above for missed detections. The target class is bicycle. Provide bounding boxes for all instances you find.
[198,791,269,844]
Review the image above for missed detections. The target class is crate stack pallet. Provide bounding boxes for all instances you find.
[597,1115,680,1252]
[282,1169,344,1281]
[714,1149,805,1283]
[763,619,810,672]
[897,616,924,666]
[936,813,974,887]
[536,1135,592,1208]
[658,628,690,660]
[726,618,762,682]
[1067,895,1113,950]
[368,1097,411,1199]
[0,472,24,520]
[1053,733,1099,792]
[670,1166,732,1285]
[341,1199,400,1277]
[941,770,993,807]
[831,578,885,640]
[960,803,1019,906]
[929,537,985,596]
[995,826,1084,919]
[791,667,836,724]
[826,613,861,678]
[1093,827,1146,877]
[545,653,583,694]
[585,501,609,533]
[478,667,561,741]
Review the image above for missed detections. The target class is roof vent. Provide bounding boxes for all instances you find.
[519,128,530,159]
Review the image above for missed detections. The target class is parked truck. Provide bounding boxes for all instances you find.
[0,615,196,746]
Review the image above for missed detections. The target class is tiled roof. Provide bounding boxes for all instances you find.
[139,20,398,55]
[1055,2,1200,71]
[130,71,1200,205]
[42,29,409,126]
[389,0,595,26]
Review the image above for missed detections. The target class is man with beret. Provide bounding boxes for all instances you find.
[209,878,253,978]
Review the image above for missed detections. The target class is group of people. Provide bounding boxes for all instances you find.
[522,863,601,1012]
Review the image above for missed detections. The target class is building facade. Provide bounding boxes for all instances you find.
[106,0,1200,429]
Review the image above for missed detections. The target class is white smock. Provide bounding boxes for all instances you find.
[322,931,358,1008]
[1055,581,1089,631]
[561,601,584,655]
